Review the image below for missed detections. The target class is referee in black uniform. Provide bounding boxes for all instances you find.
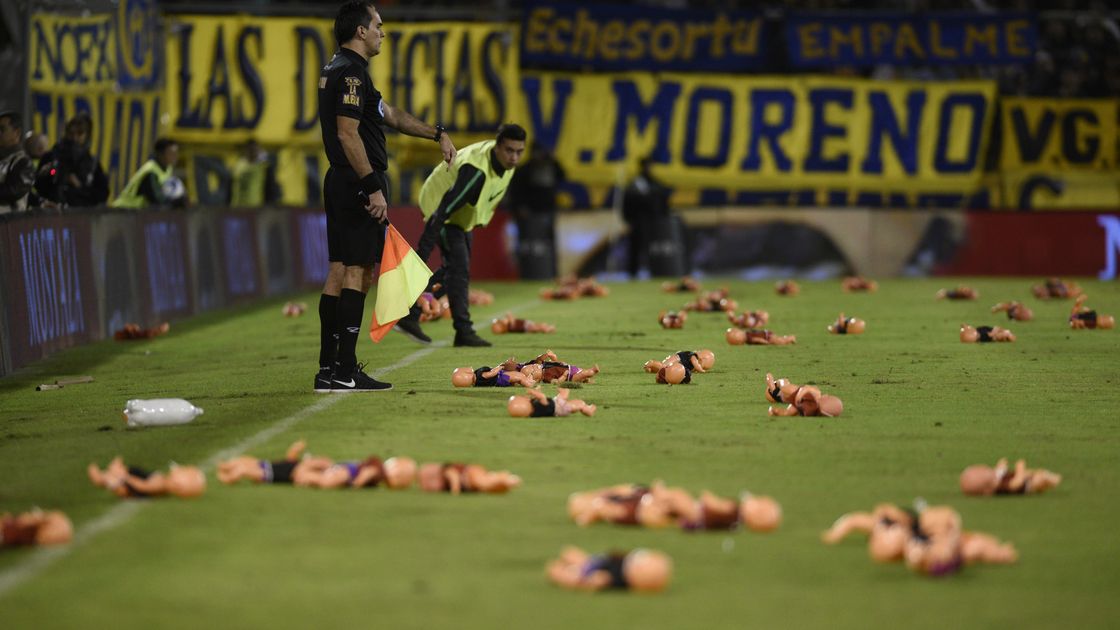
[314,1,456,393]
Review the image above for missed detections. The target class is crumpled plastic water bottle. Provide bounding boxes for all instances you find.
[122,399,204,427]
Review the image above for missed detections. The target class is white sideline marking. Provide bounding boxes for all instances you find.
[0,299,537,599]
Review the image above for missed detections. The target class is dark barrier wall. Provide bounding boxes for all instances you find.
[0,205,516,376]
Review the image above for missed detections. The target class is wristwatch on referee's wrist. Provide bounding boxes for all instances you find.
[433,124,446,142]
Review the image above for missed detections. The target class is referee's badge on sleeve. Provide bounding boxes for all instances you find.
[343,77,362,106]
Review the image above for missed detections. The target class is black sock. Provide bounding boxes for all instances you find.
[336,288,367,372]
[318,294,339,369]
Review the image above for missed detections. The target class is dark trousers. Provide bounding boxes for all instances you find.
[626,219,650,278]
[413,225,474,334]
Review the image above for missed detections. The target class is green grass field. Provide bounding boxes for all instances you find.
[1,278,1118,629]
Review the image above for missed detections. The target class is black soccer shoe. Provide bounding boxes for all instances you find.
[314,367,333,393]
[394,316,431,344]
[331,362,392,393]
[453,330,492,347]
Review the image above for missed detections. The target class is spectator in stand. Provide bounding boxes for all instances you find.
[621,156,670,279]
[112,138,187,209]
[509,140,566,278]
[0,111,35,215]
[34,113,109,208]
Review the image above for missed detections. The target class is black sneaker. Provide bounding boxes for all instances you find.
[394,316,431,344]
[454,330,492,347]
[331,362,392,393]
[314,367,333,393]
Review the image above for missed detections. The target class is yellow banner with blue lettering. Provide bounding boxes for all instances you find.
[516,73,997,206]
[28,4,163,197]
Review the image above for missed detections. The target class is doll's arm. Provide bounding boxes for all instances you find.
[690,357,705,373]
[507,371,536,387]
[527,388,550,403]
[123,472,167,495]
[285,440,307,462]
[481,366,503,378]
[821,512,876,543]
[1004,459,1029,492]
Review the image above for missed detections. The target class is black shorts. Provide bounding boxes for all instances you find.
[324,167,390,267]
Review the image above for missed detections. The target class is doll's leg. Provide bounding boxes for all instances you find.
[1028,469,1062,493]
[960,532,1018,564]
[821,512,877,543]
[471,468,521,493]
[508,371,536,387]
[768,404,800,416]
[570,365,599,383]
[217,457,264,484]
[285,440,307,462]
[566,399,596,416]
[644,360,664,373]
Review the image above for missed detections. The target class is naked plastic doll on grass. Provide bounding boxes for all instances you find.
[991,301,1034,322]
[827,312,865,335]
[727,309,769,329]
[1031,277,1081,300]
[765,372,805,405]
[904,506,1018,577]
[726,328,796,345]
[959,458,1062,496]
[216,440,333,486]
[520,361,599,384]
[417,462,521,495]
[540,285,579,300]
[768,385,843,417]
[684,289,737,313]
[936,286,978,300]
[491,312,556,334]
[643,350,715,375]
[842,276,878,292]
[659,310,687,329]
[1,509,73,548]
[547,546,672,593]
[416,292,445,322]
[508,387,597,417]
[567,484,674,528]
[88,457,206,498]
[452,366,537,388]
[653,483,783,533]
[301,455,418,489]
[821,503,915,553]
[1069,295,1115,330]
[960,324,1015,343]
[661,277,700,293]
[775,280,800,296]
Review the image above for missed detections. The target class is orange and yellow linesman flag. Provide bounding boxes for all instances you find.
[369,224,433,342]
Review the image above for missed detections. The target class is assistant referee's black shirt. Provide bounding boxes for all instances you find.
[318,47,388,171]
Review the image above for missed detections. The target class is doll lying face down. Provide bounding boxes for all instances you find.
[88,457,206,498]
[1,509,73,548]
[417,462,521,495]
[547,546,672,593]
[1031,277,1081,300]
[727,309,769,329]
[959,458,1062,496]
[726,328,796,345]
[508,387,596,417]
[960,324,1015,343]
[491,312,556,334]
[452,366,537,388]
[1069,295,1115,330]
[659,310,687,329]
[828,312,865,335]
[991,301,1033,321]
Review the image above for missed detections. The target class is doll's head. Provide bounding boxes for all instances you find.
[658,363,687,385]
[696,350,715,370]
[959,464,999,495]
[490,319,509,334]
[623,549,673,592]
[726,328,747,345]
[418,463,446,492]
[868,524,908,563]
[1100,314,1116,329]
[36,511,74,545]
[384,456,417,489]
[959,324,979,343]
[166,465,207,498]
[740,494,782,532]
[451,367,477,388]
[520,364,543,382]
[818,395,843,417]
[508,395,534,417]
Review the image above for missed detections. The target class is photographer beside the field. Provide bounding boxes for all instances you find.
[111,138,187,209]
[0,111,35,215]
[34,113,109,209]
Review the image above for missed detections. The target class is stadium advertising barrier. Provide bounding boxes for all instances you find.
[519,1,766,72]
[997,98,1120,210]
[786,13,1037,68]
[162,15,518,205]
[516,74,997,208]
[27,4,164,198]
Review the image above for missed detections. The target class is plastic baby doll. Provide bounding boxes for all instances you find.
[499,350,560,372]
[959,458,1062,496]
[655,485,783,533]
[652,362,689,384]
[842,276,878,292]
[546,546,672,593]
[452,366,537,388]
[114,322,170,340]
[936,286,978,300]
[643,350,715,374]
[520,361,599,385]
[1069,295,1115,330]
[765,372,804,405]
[1,509,73,548]
[469,287,495,305]
[567,484,673,528]
[821,503,914,545]
[1031,277,1081,300]
[417,462,521,495]
[768,385,843,417]
[775,280,800,296]
[960,323,1015,343]
[726,328,796,345]
[216,440,333,486]
[88,457,206,498]
[727,310,769,329]
[281,301,308,317]
[904,505,1018,577]
[540,285,579,300]
[659,310,687,329]
[573,277,609,297]
[491,312,556,334]
[828,313,865,335]
[508,387,597,417]
[661,277,701,293]
[302,455,418,489]
[416,292,445,322]
[991,301,1034,322]
[684,289,737,313]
